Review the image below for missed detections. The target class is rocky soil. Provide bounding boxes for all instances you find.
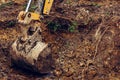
[0,0,120,80]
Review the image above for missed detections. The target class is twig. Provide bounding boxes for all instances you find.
[93,26,110,60]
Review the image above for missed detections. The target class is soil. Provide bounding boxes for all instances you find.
[0,0,120,80]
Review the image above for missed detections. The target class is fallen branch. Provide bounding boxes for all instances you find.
[93,26,110,60]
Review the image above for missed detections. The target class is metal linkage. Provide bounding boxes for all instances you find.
[25,0,32,12]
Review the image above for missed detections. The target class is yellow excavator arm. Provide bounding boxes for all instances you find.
[11,0,54,73]
[43,0,54,15]
[17,0,54,24]
[17,11,41,24]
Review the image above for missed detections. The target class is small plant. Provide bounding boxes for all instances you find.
[47,18,77,32]
[105,11,111,16]
[29,4,37,12]
[6,20,16,27]
[47,21,61,32]
[23,3,37,12]
[68,21,78,32]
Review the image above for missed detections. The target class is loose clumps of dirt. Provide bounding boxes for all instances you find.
[0,0,120,80]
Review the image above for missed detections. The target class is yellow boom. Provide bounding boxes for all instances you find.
[17,0,54,24]
[43,0,54,15]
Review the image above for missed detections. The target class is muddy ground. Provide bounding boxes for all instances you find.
[0,0,120,80]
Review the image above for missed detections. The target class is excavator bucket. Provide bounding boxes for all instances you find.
[10,27,54,73]
[10,0,54,73]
